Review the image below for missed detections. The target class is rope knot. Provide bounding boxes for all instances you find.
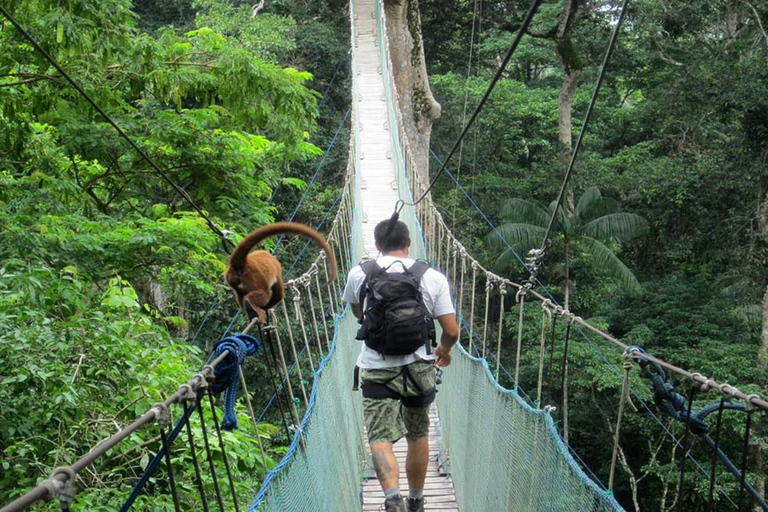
[721,383,740,398]
[177,384,196,402]
[152,403,170,428]
[43,466,76,510]
[746,394,759,412]
[209,333,260,430]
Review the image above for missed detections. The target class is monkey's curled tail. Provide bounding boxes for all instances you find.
[229,222,338,285]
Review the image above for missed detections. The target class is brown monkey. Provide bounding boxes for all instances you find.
[224,222,338,323]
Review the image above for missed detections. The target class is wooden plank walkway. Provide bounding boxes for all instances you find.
[351,0,458,509]
[361,408,459,511]
[353,0,401,258]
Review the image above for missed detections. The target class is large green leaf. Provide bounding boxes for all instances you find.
[581,213,648,242]
[500,198,550,227]
[578,236,642,296]
[487,223,547,252]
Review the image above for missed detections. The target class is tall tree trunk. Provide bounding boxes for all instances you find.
[563,238,570,443]
[755,192,768,509]
[551,0,582,447]
[383,0,441,191]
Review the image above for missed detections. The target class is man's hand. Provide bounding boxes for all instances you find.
[434,343,452,367]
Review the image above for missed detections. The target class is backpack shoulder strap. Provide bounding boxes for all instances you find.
[358,260,383,305]
[409,261,430,281]
[360,259,380,277]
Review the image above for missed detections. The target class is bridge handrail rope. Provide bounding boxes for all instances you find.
[396,93,768,413]
[0,316,257,512]
[373,1,765,509]
[1,91,357,512]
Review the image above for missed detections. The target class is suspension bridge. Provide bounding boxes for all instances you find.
[1,0,767,511]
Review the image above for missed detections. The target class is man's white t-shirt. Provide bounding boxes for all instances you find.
[342,255,455,369]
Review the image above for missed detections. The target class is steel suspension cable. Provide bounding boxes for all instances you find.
[451,0,481,229]
[536,0,630,255]
[738,406,754,511]
[197,396,226,512]
[677,383,698,502]
[183,400,210,512]
[207,392,241,512]
[378,0,543,246]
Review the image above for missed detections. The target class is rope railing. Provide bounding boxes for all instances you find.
[1,101,358,512]
[372,2,766,508]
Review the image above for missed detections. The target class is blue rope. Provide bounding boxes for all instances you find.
[274,108,351,252]
[319,50,351,108]
[209,333,261,430]
[118,403,197,512]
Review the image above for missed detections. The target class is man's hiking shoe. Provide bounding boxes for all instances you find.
[384,495,407,512]
[407,497,425,512]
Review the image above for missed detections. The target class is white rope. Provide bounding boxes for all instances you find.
[513,288,526,389]
[469,260,478,352]
[289,284,315,373]
[482,276,492,357]
[280,300,309,406]
[536,301,553,405]
[495,282,507,381]
[314,266,331,351]
[458,249,466,321]
[266,314,303,424]
[303,270,324,357]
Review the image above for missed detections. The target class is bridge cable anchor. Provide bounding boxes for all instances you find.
[42,466,76,511]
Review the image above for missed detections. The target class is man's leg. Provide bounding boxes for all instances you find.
[371,441,400,491]
[361,369,407,511]
[405,435,429,490]
[402,405,431,509]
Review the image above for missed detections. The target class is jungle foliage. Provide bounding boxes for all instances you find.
[422,0,768,509]
[0,0,350,508]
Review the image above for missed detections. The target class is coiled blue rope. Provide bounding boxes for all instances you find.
[210,333,260,431]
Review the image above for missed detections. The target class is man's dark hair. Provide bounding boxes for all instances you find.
[374,219,409,252]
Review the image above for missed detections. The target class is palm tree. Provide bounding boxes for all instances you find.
[489,186,648,310]
[489,187,646,442]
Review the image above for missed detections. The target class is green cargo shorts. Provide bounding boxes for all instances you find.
[360,361,436,445]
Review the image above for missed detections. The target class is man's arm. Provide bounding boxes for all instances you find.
[434,313,459,367]
[342,265,365,320]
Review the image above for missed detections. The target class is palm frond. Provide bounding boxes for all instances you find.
[581,213,648,242]
[574,186,602,220]
[578,236,642,296]
[545,200,566,232]
[500,198,550,227]
[486,223,547,253]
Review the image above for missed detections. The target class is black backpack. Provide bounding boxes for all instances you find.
[355,260,436,356]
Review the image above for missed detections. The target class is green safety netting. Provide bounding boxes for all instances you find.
[248,0,624,510]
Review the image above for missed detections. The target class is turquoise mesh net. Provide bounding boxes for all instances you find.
[248,0,624,510]
[434,345,623,511]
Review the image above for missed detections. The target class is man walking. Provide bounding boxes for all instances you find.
[343,219,459,512]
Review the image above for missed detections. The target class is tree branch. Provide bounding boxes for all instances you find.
[743,0,768,45]
[251,0,266,17]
